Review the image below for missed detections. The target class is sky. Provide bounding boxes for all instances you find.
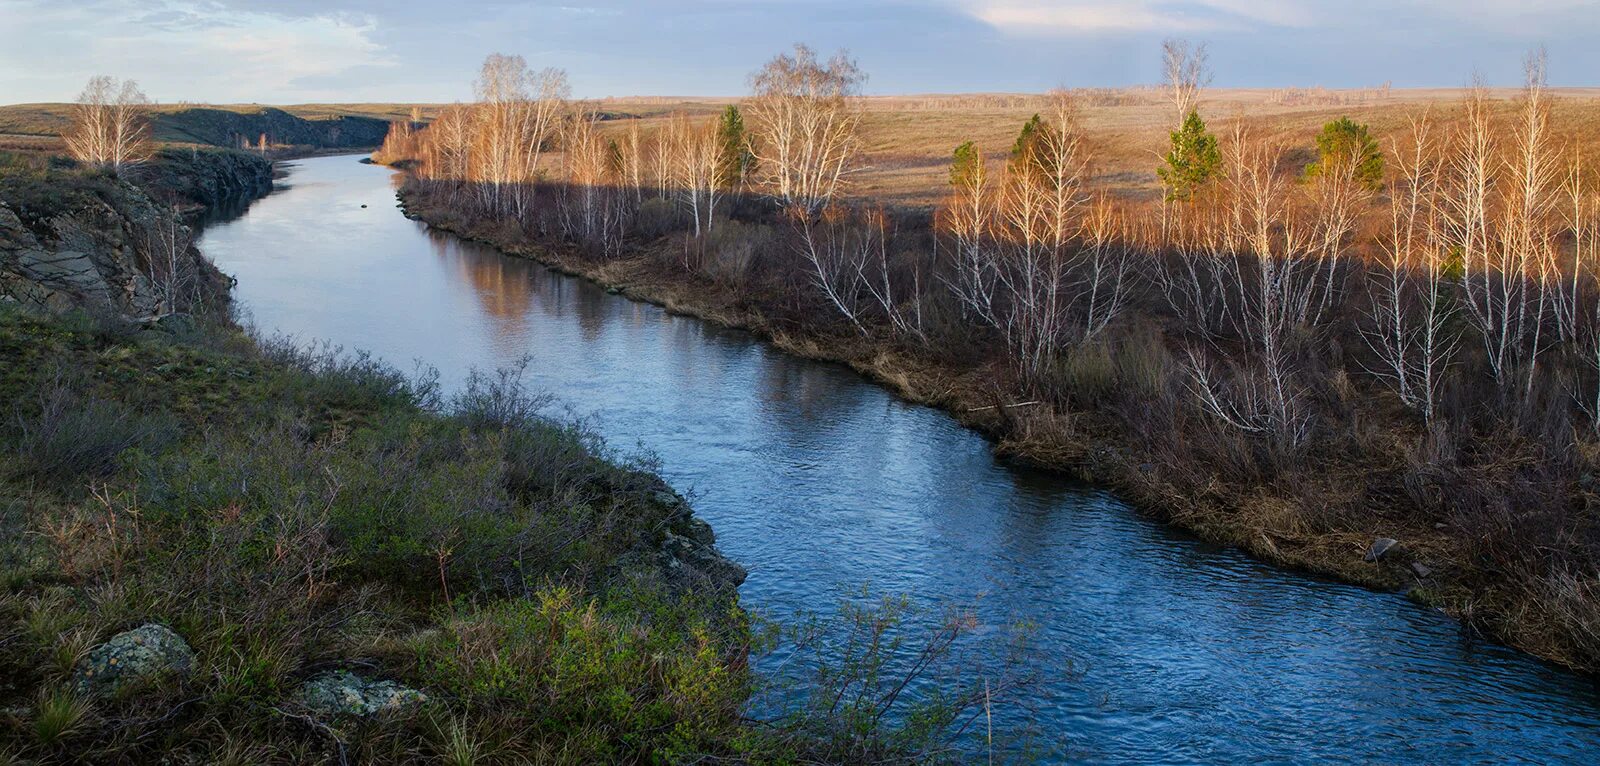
[1,0,1597,104]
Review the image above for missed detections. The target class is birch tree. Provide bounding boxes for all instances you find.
[1161,39,1210,128]
[747,44,865,215]
[65,76,152,173]
[1364,116,1457,420]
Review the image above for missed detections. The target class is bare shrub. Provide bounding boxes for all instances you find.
[13,383,176,487]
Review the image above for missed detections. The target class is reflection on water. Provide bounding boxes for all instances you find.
[200,156,1600,764]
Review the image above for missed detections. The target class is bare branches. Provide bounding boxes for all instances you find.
[64,76,151,174]
[1363,115,1457,420]
[746,44,865,215]
[1161,39,1211,126]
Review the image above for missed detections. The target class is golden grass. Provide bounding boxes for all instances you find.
[580,88,1600,208]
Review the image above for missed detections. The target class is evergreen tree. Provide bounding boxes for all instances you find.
[1305,116,1384,190]
[1157,110,1221,200]
[950,141,981,187]
[1008,113,1066,183]
[716,105,755,188]
[1010,114,1045,168]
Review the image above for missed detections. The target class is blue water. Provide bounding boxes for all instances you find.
[199,155,1600,764]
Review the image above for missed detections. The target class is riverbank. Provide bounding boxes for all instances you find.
[0,156,1007,763]
[394,181,1600,675]
[0,304,758,763]
[0,158,760,763]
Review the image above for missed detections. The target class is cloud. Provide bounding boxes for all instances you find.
[0,0,397,102]
[953,1,1314,35]
[951,0,1598,35]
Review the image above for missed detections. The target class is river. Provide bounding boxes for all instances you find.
[198,154,1600,764]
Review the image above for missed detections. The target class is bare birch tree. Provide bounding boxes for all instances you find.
[1443,60,1559,391]
[142,209,196,317]
[1161,39,1210,127]
[1364,115,1457,420]
[667,113,725,241]
[940,142,997,325]
[471,54,568,217]
[65,76,152,173]
[747,44,865,215]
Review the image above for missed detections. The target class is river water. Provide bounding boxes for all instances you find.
[198,155,1600,764]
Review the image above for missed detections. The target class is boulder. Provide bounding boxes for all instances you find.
[1410,561,1433,579]
[1364,537,1399,562]
[73,624,194,697]
[297,670,426,719]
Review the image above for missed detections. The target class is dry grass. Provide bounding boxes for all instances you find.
[565,88,1600,208]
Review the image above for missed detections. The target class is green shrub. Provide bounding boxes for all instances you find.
[409,586,749,763]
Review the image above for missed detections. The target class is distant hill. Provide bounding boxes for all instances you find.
[0,103,427,152]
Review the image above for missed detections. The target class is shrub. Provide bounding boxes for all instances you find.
[702,219,775,286]
[12,383,177,488]
[633,197,682,241]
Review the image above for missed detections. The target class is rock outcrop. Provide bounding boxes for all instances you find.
[0,154,265,319]
[139,147,274,213]
[616,483,747,595]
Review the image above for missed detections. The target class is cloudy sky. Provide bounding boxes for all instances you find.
[1,0,1597,104]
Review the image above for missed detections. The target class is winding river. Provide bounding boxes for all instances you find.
[199,155,1600,764]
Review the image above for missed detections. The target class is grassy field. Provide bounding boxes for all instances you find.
[9,88,1599,201]
[580,88,1600,206]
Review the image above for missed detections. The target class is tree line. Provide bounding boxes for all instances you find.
[380,42,1600,662]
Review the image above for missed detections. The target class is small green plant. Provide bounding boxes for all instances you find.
[1157,110,1221,200]
[31,687,90,746]
[436,716,487,766]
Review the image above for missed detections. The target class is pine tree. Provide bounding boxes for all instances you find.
[1305,116,1385,190]
[950,141,981,187]
[1157,110,1220,200]
[716,105,754,189]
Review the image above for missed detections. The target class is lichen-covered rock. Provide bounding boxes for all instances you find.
[73,624,194,697]
[297,670,426,719]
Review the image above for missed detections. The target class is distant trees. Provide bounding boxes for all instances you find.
[472,54,570,216]
[64,76,151,173]
[746,44,865,215]
[936,93,1133,382]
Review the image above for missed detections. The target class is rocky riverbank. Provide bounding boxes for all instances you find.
[0,148,271,320]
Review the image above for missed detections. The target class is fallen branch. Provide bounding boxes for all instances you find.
[966,400,1042,413]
